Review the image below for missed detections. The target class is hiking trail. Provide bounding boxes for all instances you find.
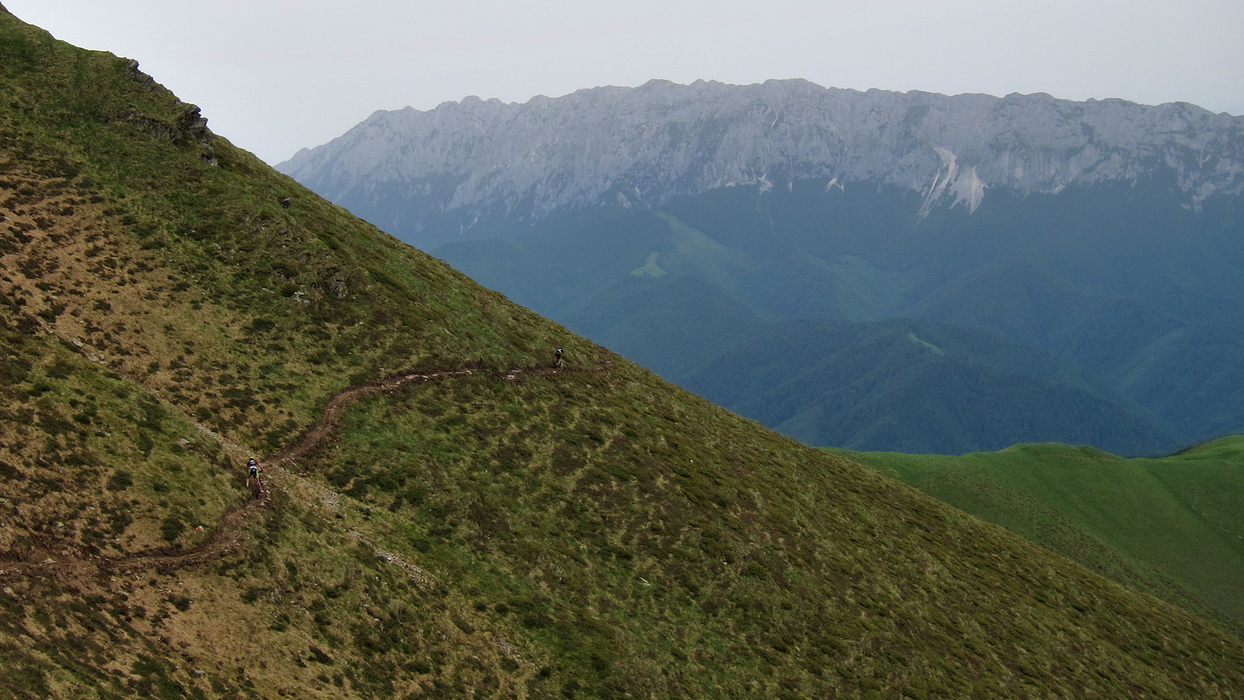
[0,361,603,584]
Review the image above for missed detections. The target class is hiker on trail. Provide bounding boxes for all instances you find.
[555,347,564,369]
[246,458,263,498]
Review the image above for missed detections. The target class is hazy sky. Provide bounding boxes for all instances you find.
[7,0,1243,164]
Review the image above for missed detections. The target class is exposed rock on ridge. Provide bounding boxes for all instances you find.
[278,79,1244,245]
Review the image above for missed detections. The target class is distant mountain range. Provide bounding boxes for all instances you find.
[279,80,1244,454]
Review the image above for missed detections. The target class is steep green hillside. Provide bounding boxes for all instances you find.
[838,438,1244,639]
[3,7,1244,697]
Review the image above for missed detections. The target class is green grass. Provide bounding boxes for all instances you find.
[282,366,1244,696]
[834,437,1244,639]
[2,8,1244,697]
[0,7,574,454]
[0,302,237,554]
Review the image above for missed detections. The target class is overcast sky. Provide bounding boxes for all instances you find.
[7,0,1243,164]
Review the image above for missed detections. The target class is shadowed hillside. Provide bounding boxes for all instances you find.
[681,318,1175,455]
[2,6,1244,698]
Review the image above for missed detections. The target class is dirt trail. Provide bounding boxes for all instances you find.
[3,362,595,582]
[267,368,479,468]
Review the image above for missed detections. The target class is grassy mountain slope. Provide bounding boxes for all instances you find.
[3,8,1244,697]
[838,437,1244,640]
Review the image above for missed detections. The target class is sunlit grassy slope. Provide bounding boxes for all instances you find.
[2,6,1244,697]
[836,437,1244,640]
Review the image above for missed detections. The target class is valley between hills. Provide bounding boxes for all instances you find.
[1,5,1244,698]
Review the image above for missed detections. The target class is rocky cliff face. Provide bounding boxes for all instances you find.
[278,79,1244,247]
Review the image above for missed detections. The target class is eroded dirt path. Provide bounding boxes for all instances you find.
[1,362,592,582]
[267,368,480,467]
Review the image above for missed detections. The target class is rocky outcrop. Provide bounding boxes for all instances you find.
[278,79,1244,244]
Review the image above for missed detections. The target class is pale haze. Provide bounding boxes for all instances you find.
[6,0,1242,165]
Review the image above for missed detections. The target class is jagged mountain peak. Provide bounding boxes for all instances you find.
[279,79,1244,248]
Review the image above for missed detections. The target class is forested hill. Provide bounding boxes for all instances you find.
[2,7,1244,697]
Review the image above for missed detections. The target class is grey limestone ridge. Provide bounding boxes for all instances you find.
[278,79,1244,245]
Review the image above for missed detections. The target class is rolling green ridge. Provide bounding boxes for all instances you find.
[3,7,1244,697]
[836,437,1244,640]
